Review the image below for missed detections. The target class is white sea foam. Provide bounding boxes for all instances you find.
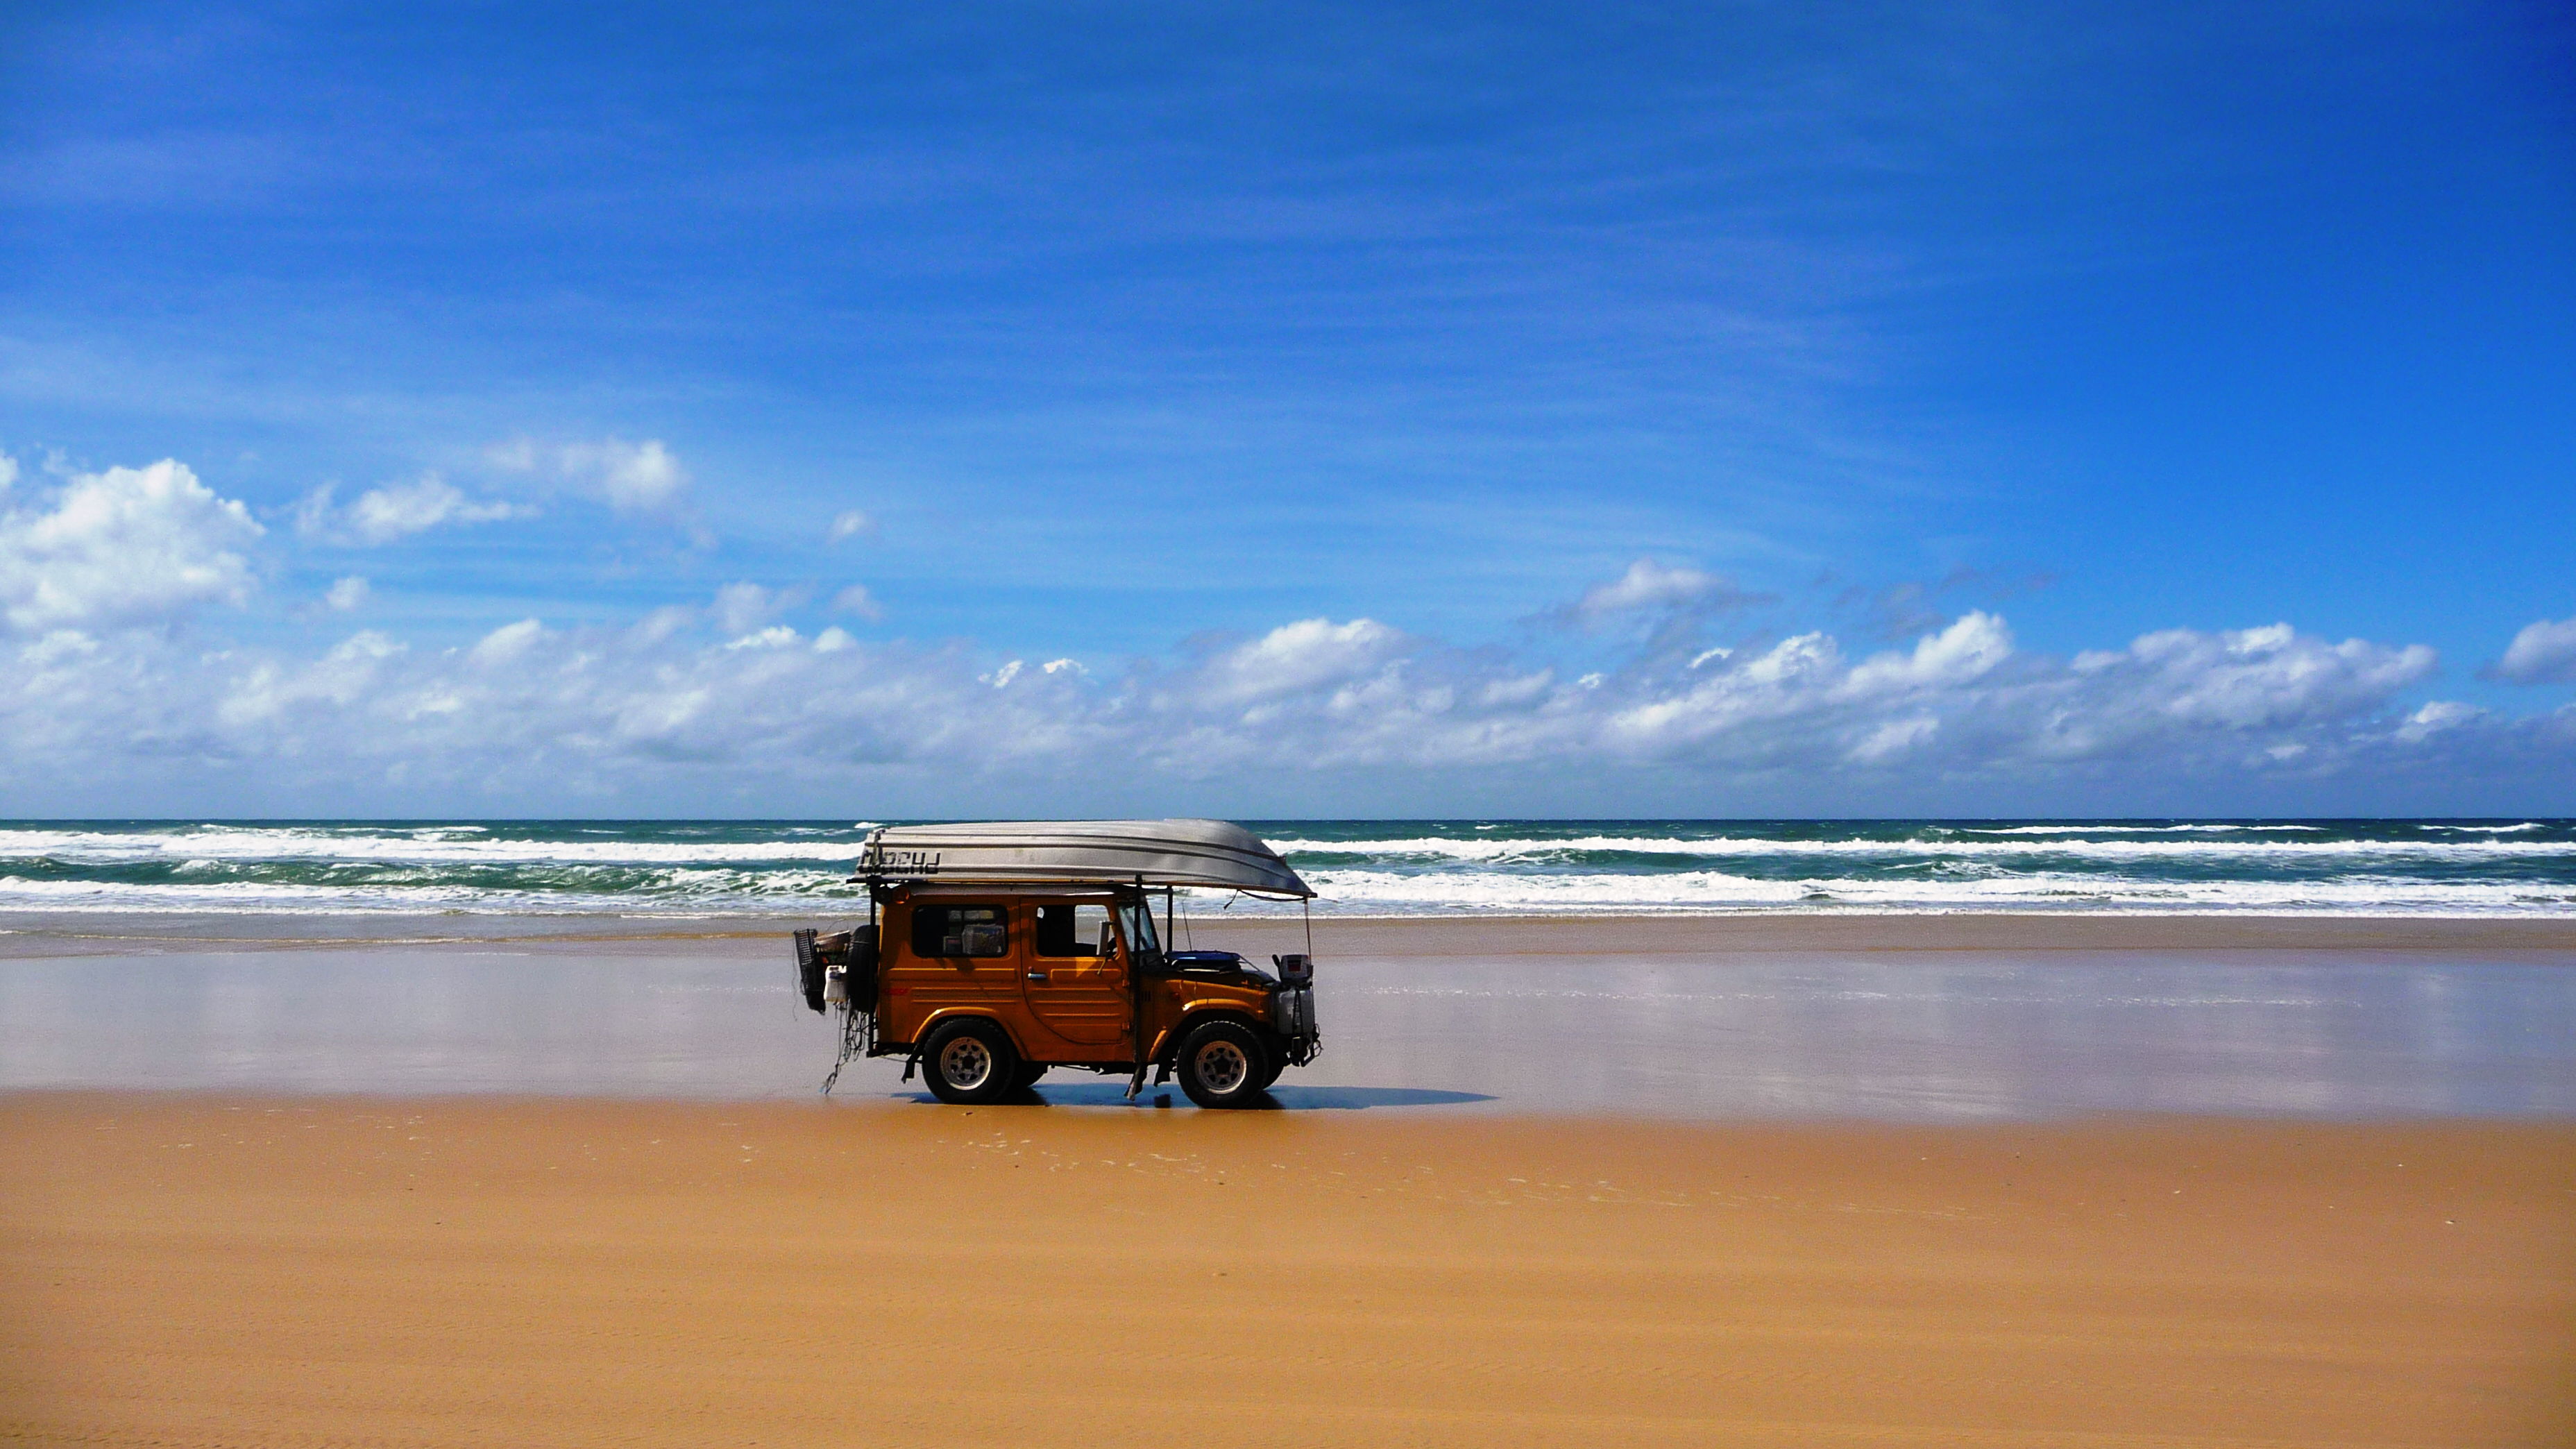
[0,820,2568,919]
[0,867,866,915]
[1955,824,2324,835]
[1266,833,2575,862]
[1294,868,2575,915]
[0,827,869,866]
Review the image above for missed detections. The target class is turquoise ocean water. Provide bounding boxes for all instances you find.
[1,819,2571,918]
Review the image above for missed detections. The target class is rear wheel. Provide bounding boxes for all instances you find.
[921,1019,1017,1105]
[1011,1062,1050,1092]
[1176,1019,1271,1109]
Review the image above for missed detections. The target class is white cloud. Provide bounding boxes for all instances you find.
[468,618,544,668]
[831,584,884,621]
[219,631,404,726]
[0,459,263,634]
[827,510,874,543]
[712,582,777,636]
[1568,558,1752,620]
[725,626,799,651]
[2094,623,2436,730]
[2397,700,2484,743]
[299,475,528,545]
[1851,714,1938,762]
[2491,616,2576,685]
[1207,618,1403,702]
[629,606,693,647]
[1,516,2557,809]
[325,576,370,611]
[490,437,689,513]
[1566,554,1731,611]
[1838,611,2012,697]
[0,452,19,493]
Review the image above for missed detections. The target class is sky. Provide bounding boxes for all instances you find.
[1,0,2570,817]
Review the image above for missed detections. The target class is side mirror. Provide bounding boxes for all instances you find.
[1098,920,1118,958]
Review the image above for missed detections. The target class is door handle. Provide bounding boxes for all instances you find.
[1026,971,1049,983]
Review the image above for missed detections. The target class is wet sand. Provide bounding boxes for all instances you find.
[7,926,2573,1117]
[10,908,2576,954]
[3,1093,2569,1448]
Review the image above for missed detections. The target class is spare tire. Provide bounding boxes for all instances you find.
[845,924,880,1011]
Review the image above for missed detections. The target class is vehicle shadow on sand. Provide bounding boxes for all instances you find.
[892,1083,1498,1110]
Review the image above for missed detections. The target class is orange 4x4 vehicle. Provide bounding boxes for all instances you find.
[792,820,1321,1108]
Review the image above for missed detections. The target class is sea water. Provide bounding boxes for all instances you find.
[1,818,2571,917]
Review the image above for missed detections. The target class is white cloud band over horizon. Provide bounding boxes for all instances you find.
[2,455,2568,817]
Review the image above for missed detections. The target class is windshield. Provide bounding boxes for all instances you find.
[1117,899,1161,958]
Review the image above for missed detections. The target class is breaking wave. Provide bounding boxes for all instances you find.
[0,818,2568,918]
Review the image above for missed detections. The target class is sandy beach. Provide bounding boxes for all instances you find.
[3,1093,2570,1448]
[5,910,2573,1444]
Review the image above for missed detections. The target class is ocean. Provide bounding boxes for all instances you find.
[1,818,2571,918]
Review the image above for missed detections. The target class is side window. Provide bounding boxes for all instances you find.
[1033,903,1111,958]
[911,904,1009,958]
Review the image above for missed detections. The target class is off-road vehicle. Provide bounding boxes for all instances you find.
[793,820,1319,1108]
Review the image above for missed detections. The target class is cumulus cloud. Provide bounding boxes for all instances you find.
[468,618,545,668]
[2071,623,2436,731]
[295,475,529,545]
[489,437,689,513]
[831,584,883,621]
[2397,700,2484,743]
[827,510,874,543]
[2489,616,2576,685]
[0,480,2561,808]
[711,582,779,636]
[1549,558,1768,629]
[1203,618,1404,703]
[0,459,263,634]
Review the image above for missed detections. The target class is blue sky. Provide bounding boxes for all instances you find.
[1,1,2570,816]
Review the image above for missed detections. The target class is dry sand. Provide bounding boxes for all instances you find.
[4,1092,2570,1448]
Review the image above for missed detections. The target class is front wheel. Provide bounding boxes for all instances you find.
[1176,1019,1271,1109]
[921,1018,1018,1105]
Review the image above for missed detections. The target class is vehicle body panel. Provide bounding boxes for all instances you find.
[873,886,1282,1069]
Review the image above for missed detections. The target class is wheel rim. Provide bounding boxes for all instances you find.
[939,1035,994,1090]
[1194,1039,1250,1094]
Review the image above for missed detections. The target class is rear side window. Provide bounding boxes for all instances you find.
[911,904,1009,958]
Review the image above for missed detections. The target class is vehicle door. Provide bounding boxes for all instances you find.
[1019,900,1130,1049]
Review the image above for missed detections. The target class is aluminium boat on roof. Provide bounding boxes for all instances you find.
[851,817,1313,898]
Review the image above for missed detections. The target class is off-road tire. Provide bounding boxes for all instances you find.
[921,1018,1018,1105]
[1176,1019,1271,1109]
[1010,1062,1050,1092]
[1251,1047,1286,1092]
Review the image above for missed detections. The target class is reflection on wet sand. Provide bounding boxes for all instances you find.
[5,935,2571,1118]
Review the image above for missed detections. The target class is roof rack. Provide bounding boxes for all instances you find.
[849,819,1314,899]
